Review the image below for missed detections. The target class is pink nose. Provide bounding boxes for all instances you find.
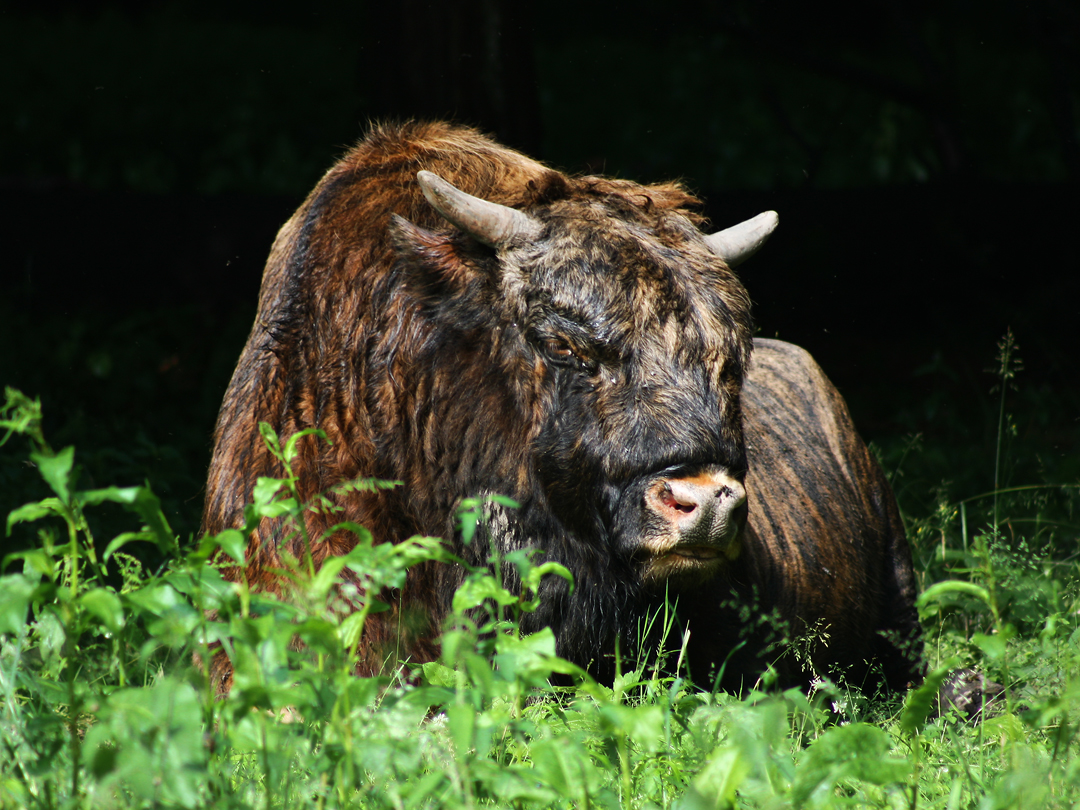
[645,470,747,548]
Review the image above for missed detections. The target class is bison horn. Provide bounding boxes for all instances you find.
[417,170,542,248]
[704,211,779,267]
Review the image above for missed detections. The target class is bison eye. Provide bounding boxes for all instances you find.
[542,337,576,360]
[540,337,596,373]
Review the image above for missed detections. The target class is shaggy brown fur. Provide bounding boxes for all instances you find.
[202,121,920,694]
[675,339,921,691]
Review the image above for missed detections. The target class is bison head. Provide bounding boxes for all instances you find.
[387,171,775,596]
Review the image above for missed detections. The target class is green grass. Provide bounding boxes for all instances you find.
[2,328,1079,809]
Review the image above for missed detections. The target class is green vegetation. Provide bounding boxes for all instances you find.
[2,328,1078,809]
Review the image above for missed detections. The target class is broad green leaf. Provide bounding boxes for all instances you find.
[0,388,43,445]
[916,580,992,619]
[33,610,67,668]
[452,574,518,613]
[680,747,749,810]
[213,529,247,565]
[598,703,667,753]
[462,649,496,695]
[973,631,1008,661]
[102,531,150,562]
[792,723,911,805]
[523,560,575,594]
[500,626,557,658]
[30,446,75,502]
[256,497,297,519]
[84,678,205,808]
[530,735,609,806]
[493,628,564,684]
[542,653,591,679]
[5,499,63,536]
[308,555,348,598]
[339,609,366,649]
[123,582,185,616]
[162,566,234,614]
[80,587,125,634]
[253,476,286,506]
[293,616,338,651]
[322,520,373,545]
[479,763,560,804]
[900,658,958,736]
[89,742,119,779]
[446,702,476,758]
[983,711,1027,743]
[250,474,297,518]
[457,502,480,545]
[0,573,35,635]
[283,427,328,463]
[258,421,283,458]
[79,485,142,507]
[420,660,457,687]
[2,548,54,579]
[80,485,175,554]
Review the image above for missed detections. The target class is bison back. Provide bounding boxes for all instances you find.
[679,338,922,693]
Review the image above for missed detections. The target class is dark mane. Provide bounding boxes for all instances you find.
[524,170,707,227]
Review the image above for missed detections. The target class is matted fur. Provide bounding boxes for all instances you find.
[677,339,921,690]
[202,122,920,694]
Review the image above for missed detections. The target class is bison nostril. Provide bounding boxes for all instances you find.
[718,484,747,507]
[659,484,698,514]
[647,472,746,537]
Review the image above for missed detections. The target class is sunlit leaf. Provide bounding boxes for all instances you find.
[5,499,62,536]
[792,723,911,805]
[80,484,176,554]
[0,573,35,635]
[30,446,75,503]
[451,573,518,613]
[900,658,958,736]
[80,587,125,634]
[680,747,749,810]
[212,529,247,565]
[283,427,328,463]
[973,632,1008,661]
[916,580,992,618]
[102,531,150,562]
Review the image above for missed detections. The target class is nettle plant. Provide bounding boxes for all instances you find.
[0,387,615,807]
[3,366,1078,810]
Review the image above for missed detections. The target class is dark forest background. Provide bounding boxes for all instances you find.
[2,0,1077,546]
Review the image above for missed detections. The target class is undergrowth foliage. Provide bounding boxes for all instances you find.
[2,332,1080,810]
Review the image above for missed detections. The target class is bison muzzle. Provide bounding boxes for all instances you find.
[202,121,921,695]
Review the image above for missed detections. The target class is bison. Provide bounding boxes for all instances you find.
[202,121,921,695]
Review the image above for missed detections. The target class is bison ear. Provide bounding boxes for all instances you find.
[704,211,778,267]
[417,171,542,248]
[390,214,477,288]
